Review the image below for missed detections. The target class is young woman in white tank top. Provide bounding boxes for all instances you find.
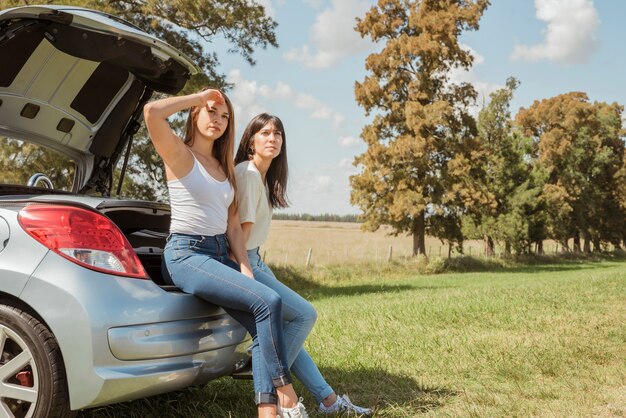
[144,89,309,418]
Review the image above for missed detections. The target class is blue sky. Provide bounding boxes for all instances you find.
[212,0,626,215]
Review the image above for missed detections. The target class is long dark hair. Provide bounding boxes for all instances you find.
[235,113,289,209]
[182,88,237,196]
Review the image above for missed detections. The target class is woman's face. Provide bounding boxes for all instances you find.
[195,100,230,140]
[253,122,283,160]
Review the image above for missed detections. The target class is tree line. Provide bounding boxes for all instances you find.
[349,0,626,256]
[272,213,359,223]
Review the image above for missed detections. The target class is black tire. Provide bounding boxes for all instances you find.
[0,304,74,418]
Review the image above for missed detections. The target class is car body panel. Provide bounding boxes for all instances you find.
[20,247,251,409]
[0,209,49,296]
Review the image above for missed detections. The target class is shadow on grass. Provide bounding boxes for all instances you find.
[77,367,455,418]
[269,264,445,301]
[304,366,457,416]
[432,250,626,275]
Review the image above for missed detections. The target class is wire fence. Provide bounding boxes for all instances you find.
[261,243,600,267]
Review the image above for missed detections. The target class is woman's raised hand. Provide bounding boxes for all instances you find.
[198,89,224,108]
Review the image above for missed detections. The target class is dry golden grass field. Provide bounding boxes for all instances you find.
[262,220,557,266]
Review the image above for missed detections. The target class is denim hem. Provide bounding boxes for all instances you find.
[255,392,278,405]
[272,374,292,387]
[316,386,335,404]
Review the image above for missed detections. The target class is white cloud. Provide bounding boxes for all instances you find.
[275,82,293,99]
[511,0,600,64]
[286,159,360,214]
[338,136,360,148]
[295,93,334,121]
[284,0,373,68]
[332,114,345,130]
[227,70,345,129]
[312,175,333,192]
[338,157,354,168]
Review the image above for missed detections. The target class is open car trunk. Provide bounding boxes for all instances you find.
[96,199,174,288]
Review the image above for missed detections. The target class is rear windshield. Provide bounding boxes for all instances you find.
[0,136,75,191]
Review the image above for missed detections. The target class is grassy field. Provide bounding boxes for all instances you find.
[77,255,626,417]
[261,220,569,266]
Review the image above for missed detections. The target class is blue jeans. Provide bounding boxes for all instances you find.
[249,248,333,403]
[163,233,291,404]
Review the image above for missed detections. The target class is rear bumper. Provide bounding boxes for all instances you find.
[88,339,251,408]
[108,315,244,361]
[19,250,252,410]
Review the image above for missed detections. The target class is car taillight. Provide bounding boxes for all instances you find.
[18,204,148,279]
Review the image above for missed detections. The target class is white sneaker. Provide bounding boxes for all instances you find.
[278,397,309,418]
[318,394,372,415]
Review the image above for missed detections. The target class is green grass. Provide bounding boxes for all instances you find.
[78,257,626,417]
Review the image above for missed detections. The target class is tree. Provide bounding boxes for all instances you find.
[471,77,546,255]
[515,93,626,252]
[3,0,278,200]
[350,0,492,256]
[0,137,75,190]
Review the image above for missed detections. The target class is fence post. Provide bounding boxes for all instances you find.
[387,245,393,262]
[306,248,313,267]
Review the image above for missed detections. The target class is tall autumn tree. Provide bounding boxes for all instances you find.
[351,0,491,255]
[516,92,625,252]
[2,0,278,199]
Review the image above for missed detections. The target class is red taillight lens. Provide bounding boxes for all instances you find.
[18,204,148,279]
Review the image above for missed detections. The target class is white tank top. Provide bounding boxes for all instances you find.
[167,155,234,236]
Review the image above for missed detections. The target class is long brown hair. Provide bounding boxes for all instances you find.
[235,113,289,209]
[182,88,237,197]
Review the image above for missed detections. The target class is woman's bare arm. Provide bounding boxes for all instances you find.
[143,90,223,179]
[226,204,254,278]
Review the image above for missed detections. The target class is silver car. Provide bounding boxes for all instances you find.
[0,5,251,418]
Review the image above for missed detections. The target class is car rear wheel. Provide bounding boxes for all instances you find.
[0,305,73,418]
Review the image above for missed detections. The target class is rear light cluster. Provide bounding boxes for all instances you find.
[18,204,148,279]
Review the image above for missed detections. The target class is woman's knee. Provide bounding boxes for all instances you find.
[259,289,283,314]
[301,301,317,325]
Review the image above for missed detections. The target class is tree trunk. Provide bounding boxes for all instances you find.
[592,238,601,252]
[573,232,581,253]
[483,235,495,257]
[412,210,426,256]
[536,240,544,255]
[583,231,591,254]
[559,240,570,252]
[505,241,511,256]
